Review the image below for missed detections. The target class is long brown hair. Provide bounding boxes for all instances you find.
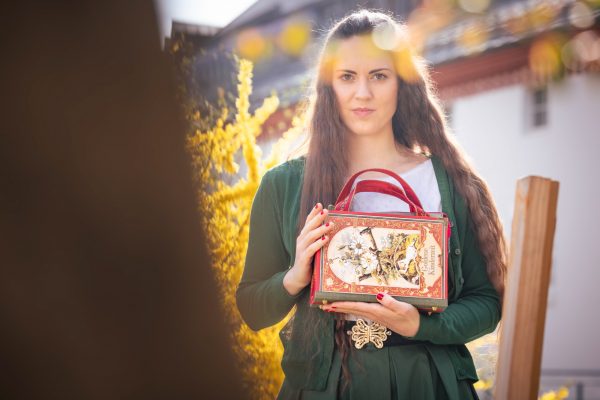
[293,9,507,390]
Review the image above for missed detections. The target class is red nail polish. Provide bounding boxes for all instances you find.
[315,204,319,209]
[320,211,324,215]
[325,222,330,227]
[322,236,326,241]
[376,293,384,301]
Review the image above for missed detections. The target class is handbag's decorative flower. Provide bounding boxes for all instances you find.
[348,233,369,256]
[361,251,379,274]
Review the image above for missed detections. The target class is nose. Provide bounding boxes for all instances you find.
[354,77,373,100]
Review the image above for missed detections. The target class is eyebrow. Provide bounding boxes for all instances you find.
[335,68,392,74]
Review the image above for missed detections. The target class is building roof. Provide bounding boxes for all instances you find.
[424,0,583,65]
[217,0,323,36]
[172,20,221,37]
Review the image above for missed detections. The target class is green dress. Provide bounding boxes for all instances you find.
[237,155,500,400]
[297,343,479,400]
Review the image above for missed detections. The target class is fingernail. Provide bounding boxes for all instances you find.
[320,211,324,215]
[315,203,319,209]
[376,292,384,301]
[322,236,326,241]
[325,222,330,227]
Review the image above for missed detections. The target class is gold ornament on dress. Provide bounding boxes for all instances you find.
[346,319,392,349]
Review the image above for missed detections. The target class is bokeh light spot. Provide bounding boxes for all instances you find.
[457,21,489,53]
[278,19,311,57]
[237,29,269,61]
[504,14,529,36]
[393,47,420,83]
[372,22,401,51]
[529,35,564,81]
[568,1,595,29]
[563,30,600,69]
[407,5,456,53]
[458,0,491,14]
[529,3,559,30]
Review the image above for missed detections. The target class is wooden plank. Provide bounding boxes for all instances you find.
[495,176,559,400]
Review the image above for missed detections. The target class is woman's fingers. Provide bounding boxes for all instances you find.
[375,292,403,313]
[302,207,329,237]
[293,203,336,274]
[298,203,333,251]
[307,202,322,221]
[376,292,415,316]
[305,233,330,258]
[322,301,380,319]
[321,300,400,321]
[320,296,420,337]
[302,203,324,233]
[326,295,408,315]
[301,221,334,249]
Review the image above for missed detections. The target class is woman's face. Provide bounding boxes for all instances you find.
[330,35,398,138]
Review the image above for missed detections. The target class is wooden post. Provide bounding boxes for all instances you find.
[494,176,560,400]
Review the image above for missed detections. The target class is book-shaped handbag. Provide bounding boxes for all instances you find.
[310,168,450,312]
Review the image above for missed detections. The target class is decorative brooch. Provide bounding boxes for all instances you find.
[346,319,392,349]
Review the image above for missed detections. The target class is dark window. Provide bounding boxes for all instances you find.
[531,86,548,128]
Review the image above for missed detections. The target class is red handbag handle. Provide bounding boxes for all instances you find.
[335,168,424,210]
[339,179,425,214]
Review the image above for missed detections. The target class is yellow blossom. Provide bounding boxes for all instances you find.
[186,58,303,399]
[473,379,492,391]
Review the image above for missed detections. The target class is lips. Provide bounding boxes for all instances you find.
[352,108,375,117]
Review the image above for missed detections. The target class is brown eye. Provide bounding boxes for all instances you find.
[371,73,387,80]
[340,73,354,81]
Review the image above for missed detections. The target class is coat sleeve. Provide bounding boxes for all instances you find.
[410,210,502,344]
[236,170,301,331]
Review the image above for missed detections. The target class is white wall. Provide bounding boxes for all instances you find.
[451,72,600,370]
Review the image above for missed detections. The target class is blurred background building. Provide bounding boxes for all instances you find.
[159,0,600,397]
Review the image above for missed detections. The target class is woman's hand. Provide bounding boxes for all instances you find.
[283,203,335,296]
[321,293,421,337]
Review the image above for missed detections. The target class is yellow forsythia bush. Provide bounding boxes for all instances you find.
[187,58,303,399]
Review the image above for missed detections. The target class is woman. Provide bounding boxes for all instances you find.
[237,10,506,400]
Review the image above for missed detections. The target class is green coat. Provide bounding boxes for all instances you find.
[236,155,501,399]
